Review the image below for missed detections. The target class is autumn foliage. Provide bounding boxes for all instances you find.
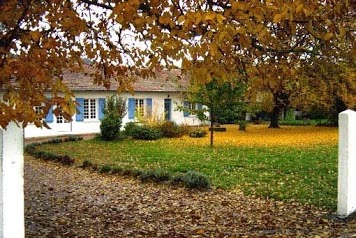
[1,0,355,128]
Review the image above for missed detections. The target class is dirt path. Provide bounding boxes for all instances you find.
[25,156,356,237]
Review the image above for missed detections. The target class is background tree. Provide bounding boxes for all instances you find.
[246,59,309,128]
[185,78,246,146]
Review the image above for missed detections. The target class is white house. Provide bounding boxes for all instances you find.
[24,68,204,138]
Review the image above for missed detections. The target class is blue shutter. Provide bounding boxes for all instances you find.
[45,106,53,123]
[183,101,189,117]
[98,98,106,120]
[128,98,135,119]
[146,98,152,116]
[76,98,84,122]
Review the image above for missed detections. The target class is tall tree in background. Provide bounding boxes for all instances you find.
[1,0,354,128]
[246,59,309,128]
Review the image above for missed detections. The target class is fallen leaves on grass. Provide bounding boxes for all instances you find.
[25,156,356,237]
[180,125,338,148]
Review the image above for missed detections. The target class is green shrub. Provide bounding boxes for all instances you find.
[182,171,211,190]
[171,174,185,185]
[159,121,183,138]
[279,120,311,126]
[59,155,75,165]
[24,144,37,154]
[111,166,123,174]
[99,164,112,173]
[100,115,122,140]
[81,160,93,168]
[140,169,171,182]
[104,95,127,118]
[189,129,207,138]
[64,136,83,142]
[179,124,191,136]
[123,122,141,136]
[50,138,63,144]
[131,125,163,140]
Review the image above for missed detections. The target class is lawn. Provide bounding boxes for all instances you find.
[35,125,339,210]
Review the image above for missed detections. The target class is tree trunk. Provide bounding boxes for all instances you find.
[210,109,214,147]
[269,105,280,128]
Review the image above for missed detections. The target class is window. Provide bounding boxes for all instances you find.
[183,101,203,117]
[34,106,43,115]
[76,98,105,122]
[84,99,97,119]
[135,99,145,118]
[56,105,70,124]
[188,102,196,110]
[128,98,152,120]
[33,105,44,123]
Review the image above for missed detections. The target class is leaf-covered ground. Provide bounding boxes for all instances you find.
[35,125,339,209]
[25,156,356,237]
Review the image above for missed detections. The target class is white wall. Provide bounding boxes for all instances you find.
[24,91,204,138]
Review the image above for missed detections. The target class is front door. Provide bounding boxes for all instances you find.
[164,99,172,121]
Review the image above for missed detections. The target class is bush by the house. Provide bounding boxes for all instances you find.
[100,95,127,140]
[159,121,184,138]
[131,125,163,140]
[100,115,122,140]
[123,122,141,136]
[189,129,207,138]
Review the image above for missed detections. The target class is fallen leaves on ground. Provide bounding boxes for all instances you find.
[182,125,338,148]
[25,156,356,237]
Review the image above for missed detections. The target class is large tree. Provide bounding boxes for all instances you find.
[1,0,354,128]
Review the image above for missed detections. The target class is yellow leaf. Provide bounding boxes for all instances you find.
[177,15,185,24]
[273,14,283,23]
[323,32,333,41]
[339,27,346,38]
[296,4,304,14]
[204,12,216,22]
[217,14,226,24]
[30,31,41,41]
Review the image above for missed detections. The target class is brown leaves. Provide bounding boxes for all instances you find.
[25,156,355,237]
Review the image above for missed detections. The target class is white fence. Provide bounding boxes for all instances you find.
[0,122,24,237]
[338,109,356,218]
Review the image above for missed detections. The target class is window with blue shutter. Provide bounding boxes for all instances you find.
[75,98,84,122]
[98,98,106,120]
[128,98,135,119]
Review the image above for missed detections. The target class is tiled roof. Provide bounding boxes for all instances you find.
[62,67,186,92]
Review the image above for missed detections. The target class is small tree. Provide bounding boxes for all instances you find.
[100,96,127,140]
[185,78,246,147]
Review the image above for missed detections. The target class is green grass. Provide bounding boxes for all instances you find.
[35,138,338,210]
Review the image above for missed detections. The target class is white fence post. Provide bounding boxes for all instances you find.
[0,122,25,237]
[338,109,356,218]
